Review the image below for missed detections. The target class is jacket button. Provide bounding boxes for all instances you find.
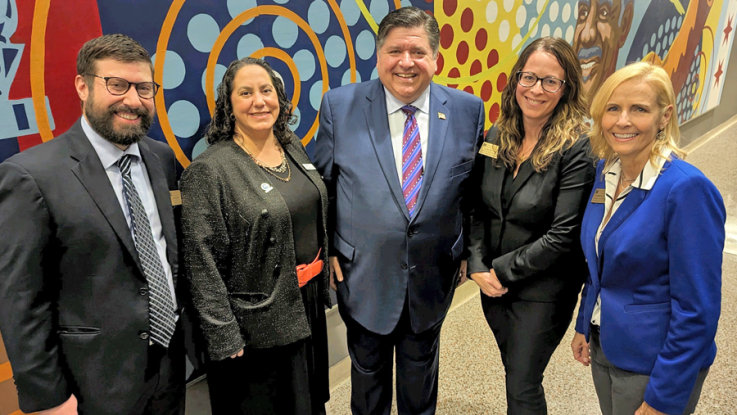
[401,263,408,270]
[139,287,148,296]
[407,230,415,238]
[320,175,325,180]
[261,209,269,218]
[139,332,149,340]
[270,237,276,244]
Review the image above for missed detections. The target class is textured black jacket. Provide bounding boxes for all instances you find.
[467,128,595,302]
[180,136,330,361]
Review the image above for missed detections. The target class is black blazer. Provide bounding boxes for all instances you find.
[180,136,330,361]
[467,128,595,301]
[0,120,180,414]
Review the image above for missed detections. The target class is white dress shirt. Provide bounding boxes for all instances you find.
[591,151,670,326]
[81,116,178,311]
[385,85,430,183]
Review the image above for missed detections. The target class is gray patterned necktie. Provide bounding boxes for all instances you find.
[118,154,176,347]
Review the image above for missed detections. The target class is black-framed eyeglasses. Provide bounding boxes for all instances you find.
[85,74,160,99]
[516,71,565,93]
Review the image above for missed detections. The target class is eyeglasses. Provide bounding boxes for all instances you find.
[516,71,565,93]
[85,74,160,99]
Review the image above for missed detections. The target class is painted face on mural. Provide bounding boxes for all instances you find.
[77,58,155,147]
[573,0,634,103]
[376,26,438,105]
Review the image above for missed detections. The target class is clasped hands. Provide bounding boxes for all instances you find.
[469,269,508,297]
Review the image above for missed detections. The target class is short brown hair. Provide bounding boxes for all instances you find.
[77,34,154,78]
[376,7,439,57]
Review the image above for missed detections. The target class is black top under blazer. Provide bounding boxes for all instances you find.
[467,127,596,302]
[180,135,331,361]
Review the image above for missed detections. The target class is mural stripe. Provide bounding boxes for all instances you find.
[29,0,53,142]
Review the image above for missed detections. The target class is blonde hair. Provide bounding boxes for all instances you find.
[495,37,588,172]
[589,61,686,171]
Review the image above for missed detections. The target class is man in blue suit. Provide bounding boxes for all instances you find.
[313,7,485,414]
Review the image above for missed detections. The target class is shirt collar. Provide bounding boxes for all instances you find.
[603,149,671,191]
[384,85,431,116]
[81,115,142,169]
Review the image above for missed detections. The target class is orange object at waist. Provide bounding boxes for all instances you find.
[296,248,323,288]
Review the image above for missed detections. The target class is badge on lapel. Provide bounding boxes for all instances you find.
[170,190,182,206]
[591,188,606,204]
[479,142,499,158]
[261,183,274,193]
[438,112,446,120]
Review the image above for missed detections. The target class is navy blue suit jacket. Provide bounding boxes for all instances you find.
[314,80,485,334]
[575,158,725,414]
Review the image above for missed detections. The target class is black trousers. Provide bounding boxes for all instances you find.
[342,304,444,415]
[129,326,186,415]
[481,295,577,415]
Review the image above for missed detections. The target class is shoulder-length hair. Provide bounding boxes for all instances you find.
[205,57,295,145]
[495,37,588,172]
[589,61,686,171]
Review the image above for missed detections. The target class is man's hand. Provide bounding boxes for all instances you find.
[571,332,590,366]
[469,269,508,297]
[39,394,78,415]
[458,260,468,284]
[329,256,343,291]
[230,349,244,359]
[635,401,667,415]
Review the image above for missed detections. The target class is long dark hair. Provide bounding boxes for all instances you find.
[495,37,587,172]
[206,57,295,145]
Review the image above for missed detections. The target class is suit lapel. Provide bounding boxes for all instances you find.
[597,188,647,263]
[509,161,535,199]
[67,121,145,278]
[412,83,448,220]
[138,140,177,282]
[364,82,410,220]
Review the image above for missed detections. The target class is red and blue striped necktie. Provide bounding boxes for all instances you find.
[401,105,423,217]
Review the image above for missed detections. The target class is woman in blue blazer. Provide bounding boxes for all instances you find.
[571,62,726,415]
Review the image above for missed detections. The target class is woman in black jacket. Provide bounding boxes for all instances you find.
[180,57,330,415]
[467,37,595,414]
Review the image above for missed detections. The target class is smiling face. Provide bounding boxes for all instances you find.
[601,78,672,164]
[573,0,633,102]
[515,50,566,127]
[376,26,437,104]
[230,64,280,140]
[76,58,155,147]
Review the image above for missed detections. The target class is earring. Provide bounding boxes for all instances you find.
[656,130,665,141]
[230,114,235,121]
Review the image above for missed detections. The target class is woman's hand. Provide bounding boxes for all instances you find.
[39,394,78,415]
[458,260,468,284]
[571,332,590,366]
[329,256,343,291]
[635,401,667,415]
[230,349,244,359]
[470,269,508,297]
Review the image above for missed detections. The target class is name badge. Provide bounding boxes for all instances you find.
[478,142,499,158]
[591,188,606,204]
[170,190,182,206]
[303,163,316,171]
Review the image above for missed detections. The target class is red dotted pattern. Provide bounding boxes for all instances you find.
[475,29,487,51]
[443,0,457,16]
[447,67,460,89]
[489,103,500,123]
[463,85,474,94]
[456,41,469,65]
[460,8,474,32]
[487,49,499,69]
[470,59,482,76]
[440,24,454,49]
[497,72,507,92]
[481,80,493,101]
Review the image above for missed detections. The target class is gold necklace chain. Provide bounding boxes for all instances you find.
[237,138,292,182]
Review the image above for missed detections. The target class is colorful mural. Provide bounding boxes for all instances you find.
[0,0,736,413]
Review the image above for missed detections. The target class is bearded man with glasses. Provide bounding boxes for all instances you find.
[0,34,184,415]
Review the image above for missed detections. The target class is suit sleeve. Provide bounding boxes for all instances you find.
[644,173,725,414]
[462,101,487,265]
[313,91,336,251]
[180,162,244,361]
[0,161,71,412]
[492,137,595,285]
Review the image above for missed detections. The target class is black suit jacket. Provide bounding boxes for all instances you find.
[467,128,595,301]
[0,120,180,414]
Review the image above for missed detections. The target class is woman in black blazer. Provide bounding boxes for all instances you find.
[180,58,330,415]
[467,37,595,414]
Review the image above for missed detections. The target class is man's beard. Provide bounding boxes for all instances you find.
[85,99,153,146]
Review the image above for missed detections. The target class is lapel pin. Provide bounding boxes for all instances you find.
[261,183,273,193]
[438,112,446,120]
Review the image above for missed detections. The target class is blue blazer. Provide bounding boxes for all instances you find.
[313,79,485,334]
[575,158,725,414]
